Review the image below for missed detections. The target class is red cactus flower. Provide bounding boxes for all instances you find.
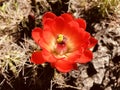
[31,12,97,73]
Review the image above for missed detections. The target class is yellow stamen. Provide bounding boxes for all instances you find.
[57,34,64,43]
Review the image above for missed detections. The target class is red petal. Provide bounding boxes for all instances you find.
[55,59,75,73]
[43,16,65,36]
[43,18,55,29]
[88,37,98,48]
[41,49,57,63]
[41,29,56,51]
[32,27,42,45]
[76,50,93,63]
[63,21,89,50]
[61,13,74,22]
[80,32,90,49]
[43,12,56,24]
[53,16,65,34]
[31,49,57,64]
[76,18,86,30]
[32,27,50,50]
[31,51,45,64]
[73,64,78,70]
[63,20,81,40]
[66,48,83,63]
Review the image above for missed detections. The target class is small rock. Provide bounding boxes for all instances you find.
[83,78,94,89]
[105,86,112,90]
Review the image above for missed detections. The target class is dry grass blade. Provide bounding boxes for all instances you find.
[0,0,31,33]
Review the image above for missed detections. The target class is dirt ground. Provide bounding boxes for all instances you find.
[0,0,120,90]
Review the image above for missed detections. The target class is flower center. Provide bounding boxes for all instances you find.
[56,34,65,44]
[53,34,68,57]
